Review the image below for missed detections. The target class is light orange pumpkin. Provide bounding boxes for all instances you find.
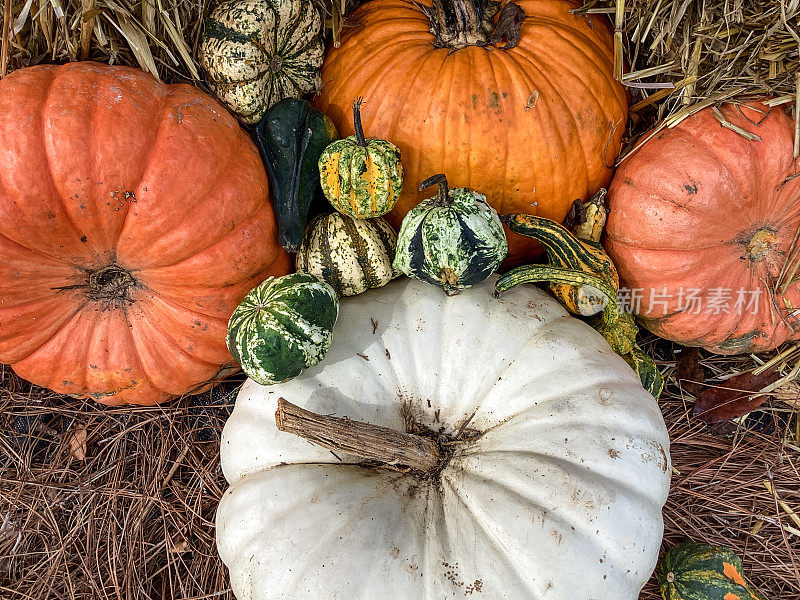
[314,0,627,267]
[0,63,292,405]
[605,101,800,354]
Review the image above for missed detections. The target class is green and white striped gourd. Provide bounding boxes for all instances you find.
[658,542,764,600]
[227,273,338,385]
[393,174,507,295]
[200,0,324,124]
[297,213,400,297]
[318,99,403,218]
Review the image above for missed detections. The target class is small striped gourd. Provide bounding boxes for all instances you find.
[226,273,338,385]
[318,99,403,218]
[297,214,400,297]
[200,0,324,124]
[393,174,507,295]
[658,542,764,600]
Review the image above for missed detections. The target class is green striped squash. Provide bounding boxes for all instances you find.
[296,213,400,297]
[393,174,507,295]
[658,542,764,600]
[318,99,403,218]
[200,0,324,124]
[227,273,338,385]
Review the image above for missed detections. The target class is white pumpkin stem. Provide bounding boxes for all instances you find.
[352,97,367,147]
[275,398,443,473]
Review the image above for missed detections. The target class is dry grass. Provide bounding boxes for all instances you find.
[1,0,800,598]
[577,0,800,158]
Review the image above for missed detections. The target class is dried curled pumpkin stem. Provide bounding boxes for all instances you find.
[423,0,525,50]
[275,398,443,473]
[419,173,450,206]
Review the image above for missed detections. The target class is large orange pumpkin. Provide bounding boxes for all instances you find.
[314,0,627,266]
[606,101,800,354]
[0,63,292,405]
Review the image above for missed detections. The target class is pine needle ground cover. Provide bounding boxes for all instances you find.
[1,0,799,598]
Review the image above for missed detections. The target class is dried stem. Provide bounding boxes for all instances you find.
[352,97,366,147]
[275,398,443,473]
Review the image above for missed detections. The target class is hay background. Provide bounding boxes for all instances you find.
[1,0,800,598]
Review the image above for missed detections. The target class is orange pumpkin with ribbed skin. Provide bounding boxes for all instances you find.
[606,101,800,354]
[0,63,292,405]
[314,0,627,267]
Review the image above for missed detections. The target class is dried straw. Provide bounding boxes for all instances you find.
[578,0,800,158]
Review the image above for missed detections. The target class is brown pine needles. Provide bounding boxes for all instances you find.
[1,1,800,599]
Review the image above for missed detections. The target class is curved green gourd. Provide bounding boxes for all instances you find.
[227,273,339,385]
[393,174,508,295]
[658,542,764,600]
[256,98,339,252]
[495,193,664,398]
[297,213,400,297]
[319,98,403,219]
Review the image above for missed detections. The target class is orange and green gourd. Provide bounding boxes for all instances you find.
[657,542,764,600]
[318,98,403,219]
[494,191,664,398]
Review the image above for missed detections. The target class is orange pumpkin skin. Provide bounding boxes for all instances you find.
[605,101,800,354]
[0,63,293,405]
[314,0,627,267]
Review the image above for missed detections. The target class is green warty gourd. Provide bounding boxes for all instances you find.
[393,174,508,295]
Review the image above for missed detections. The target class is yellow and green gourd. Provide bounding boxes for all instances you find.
[296,213,400,297]
[658,542,764,600]
[226,273,338,385]
[200,0,325,124]
[318,98,403,218]
[494,190,664,398]
[393,174,507,295]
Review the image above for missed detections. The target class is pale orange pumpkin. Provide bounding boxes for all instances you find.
[606,101,800,354]
[314,0,627,266]
[0,63,292,405]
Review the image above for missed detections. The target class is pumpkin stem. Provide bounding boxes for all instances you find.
[419,173,450,206]
[423,0,525,50]
[275,398,444,474]
[352,97,367,147]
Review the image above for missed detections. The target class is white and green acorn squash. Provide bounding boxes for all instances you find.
[226,272,338,385]
[393,174,508,295]
[200,0,324,124]
[216,276,671,600]
[296,213,400,297]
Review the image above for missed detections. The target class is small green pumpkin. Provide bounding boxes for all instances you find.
[200,0,324,124]
[256,98,339,252]
[318,98,403,219]
[658,542,764,600]
[297,213,400,297]
[227,273,338,385]
[393,174,507,295]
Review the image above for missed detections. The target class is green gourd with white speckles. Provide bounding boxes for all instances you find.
[319,99,403,219]
[297,213,400,297]
[200,0,324,124]
[226,273,338,385]
[393,174,507,295]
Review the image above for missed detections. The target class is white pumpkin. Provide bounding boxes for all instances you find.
[216,276,670,600]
